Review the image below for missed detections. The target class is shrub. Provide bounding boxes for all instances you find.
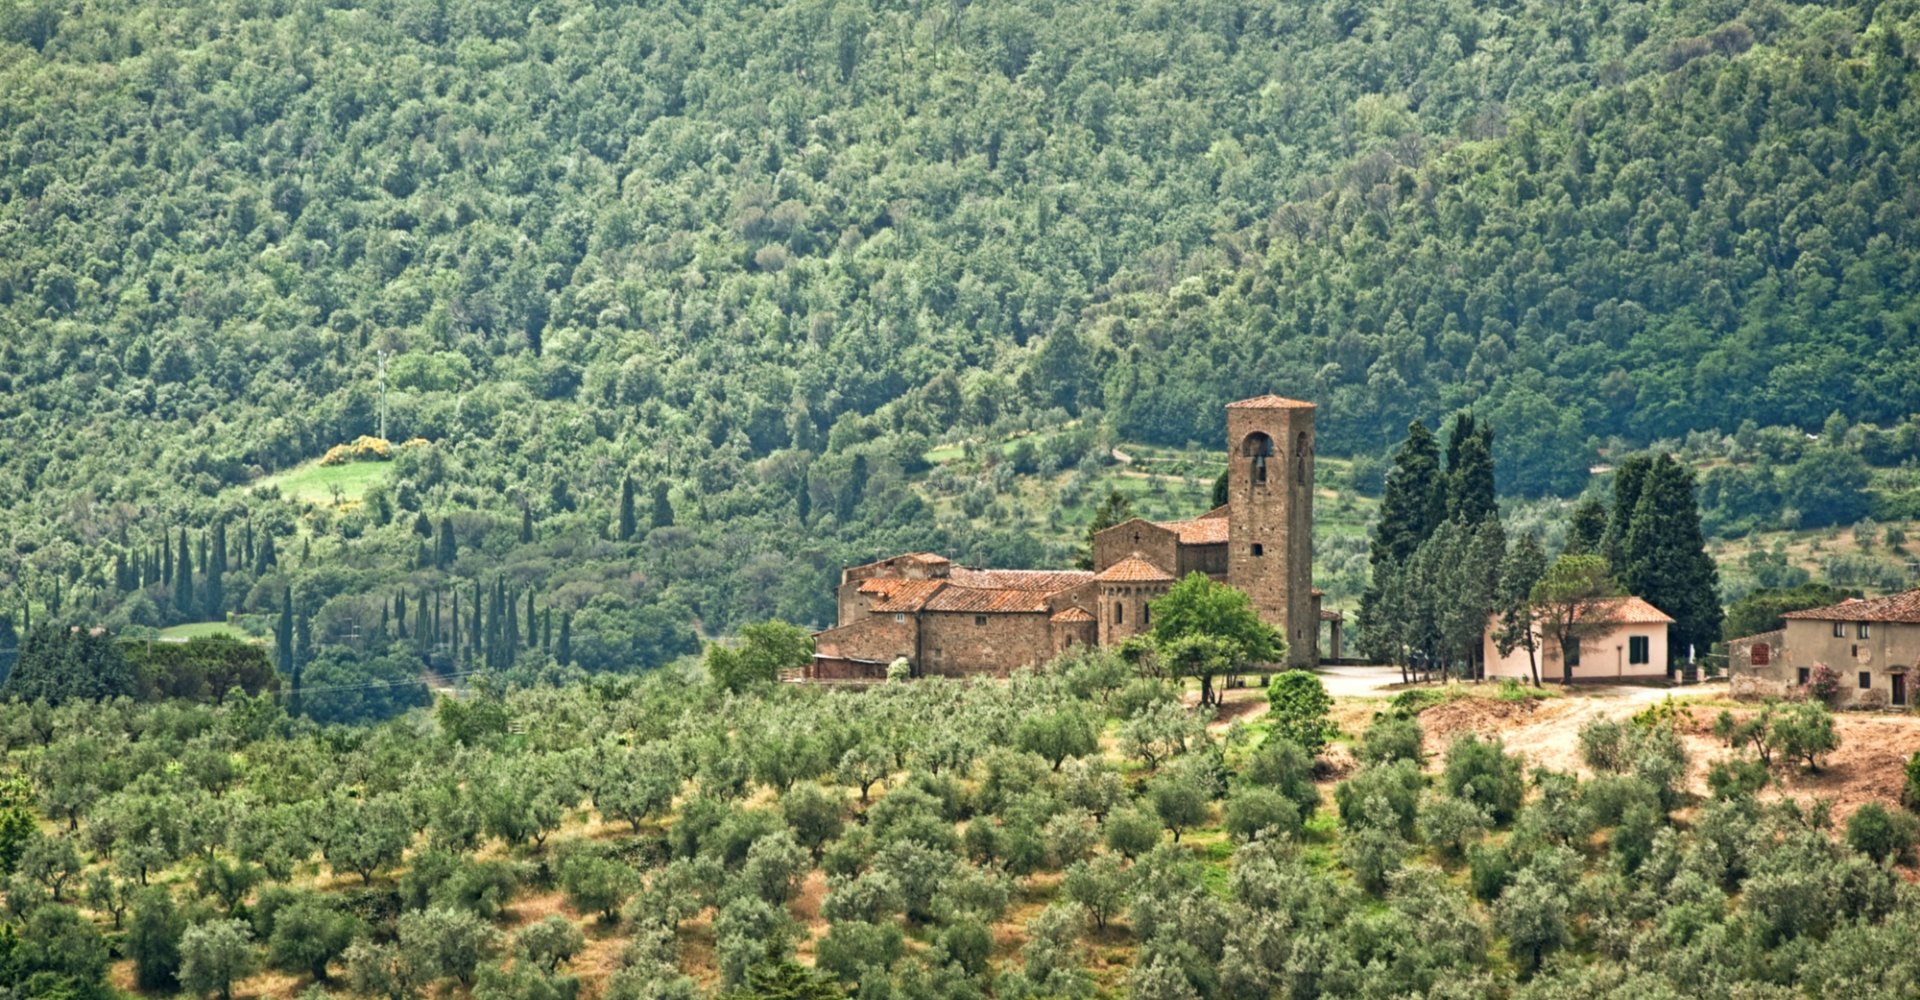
[1103,808,1163,860]
[1442,735,1525,825]
[1265,670,1336,755]
[1846,802,1919,863]
[1242,736,1322,817]
[1706,757,1770,801]
[1224,787,1303,842]
[1417,792,1489,860]
[1334,759,1424,837]
[1903,752,1920,810]
[1805,663,1843,705]
[1467,843,1513,902]
[1771,700,1840,771]
[1357,715,1423,766]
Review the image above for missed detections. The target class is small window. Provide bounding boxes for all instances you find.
[1114,603,1124,625]
[1629,636,1650,665]
[1563,639,1581,668]
[1798,667,1811,685]
[894,613,905,623]
[1143,605,1151,626]
[1860,671,1873,690]
[973,615,987,627]
[1834,622,1846,637]
[1751,642,1771,666]
[1860,623,1872,639]
[1251,543,1264,557]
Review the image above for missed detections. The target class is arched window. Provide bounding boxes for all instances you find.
[1241,432,1274,485]
[1114,602,1124,624]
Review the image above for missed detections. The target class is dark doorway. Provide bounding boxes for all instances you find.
[1894,674,1908,708]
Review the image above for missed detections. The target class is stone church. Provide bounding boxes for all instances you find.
[810,395,1333,679]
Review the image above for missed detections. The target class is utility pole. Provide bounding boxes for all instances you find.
[377,350,390,442]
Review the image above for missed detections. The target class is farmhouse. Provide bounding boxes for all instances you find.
[1482,596,1674,684]
[1728,587,1920,708]
[810,395,1334,679]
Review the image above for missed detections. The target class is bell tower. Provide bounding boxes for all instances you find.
[1225,395,1315,667]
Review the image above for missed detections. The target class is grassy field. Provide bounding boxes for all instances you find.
[157,621,252,642]
[253,458,391,506]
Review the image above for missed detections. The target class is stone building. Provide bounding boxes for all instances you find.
[810,395,1334,679]
[1727,587,1920,708]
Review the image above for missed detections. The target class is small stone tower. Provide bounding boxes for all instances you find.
[1225,395,1315,667]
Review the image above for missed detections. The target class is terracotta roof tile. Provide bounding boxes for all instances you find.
[1585,596,1674,625]
[1319,608,1344,621]
[863,579,947,612]
[949,568,1093,592]
[1095,556,1175,583]
[1783,589,1920,624]
[1197,504,1229,520]
[924,587,1055,614]
[1050,607,1096,623]
[1155,517,1229,545]
[1226,394,1315,409]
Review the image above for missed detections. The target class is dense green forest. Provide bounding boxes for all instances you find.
[3,0,1920,693]
[2,649,1919,1000]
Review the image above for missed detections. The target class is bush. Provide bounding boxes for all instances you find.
[1334,760,1424,837]
[1468,843,1513,902]
[1772,700,1840,771]
[1224,787,1303,841]
[1903,752,1920,810]
[1357,715,1423,766]
[1103,808,1163,860]
[1846,802,1919,863]
[1417,793,1489,860]
[1241,735,1322,817]
[1805,663,1843,705]
[1442,735,1525,825]
[1265,671,1336,755]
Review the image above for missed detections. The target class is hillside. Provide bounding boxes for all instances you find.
[2,0,1919,693]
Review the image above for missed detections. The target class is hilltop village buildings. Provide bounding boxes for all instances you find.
[810,395,1339,679]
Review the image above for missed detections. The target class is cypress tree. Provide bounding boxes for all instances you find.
[520,505,533,544]
[162,531,173,587]
[1356,421,1448,663]
[650,482,674,529]
[276,590,294,678]
[243,521,255,566]
[504,588,519,665]
[395,592,408,640]
[795,473,811,523]
[1602,454,1655,572]
[1446,418,1498,526]
[256,532,277,573]
[1620,455,1723,676]
[618,476,637,541]
[1564,497,1608,556]
[413,511,433,538]
[210,520,228,575]
[525,590,536,648]
[541,608,552,652]
[555,612,572,667]
[469,581,482,668]
[437,518,457,569]
[174,529,194,618]
[204,547,224,621]
[1371,421,1446,567]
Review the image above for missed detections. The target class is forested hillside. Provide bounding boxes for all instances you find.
[2,0,1918,687]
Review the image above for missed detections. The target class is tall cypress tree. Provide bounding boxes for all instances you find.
[650,482,674,529]
[174,528,194,618]
[1564,497,1608,556]
[1357,421,1447,663]
[437,518,457,569]
[276,588,294,677]
[1602,454,1655,572]
[555,612,572,667]
[1446,418,1498,526]
[503,587,519,665]
[395,592,408,640]
[525,591,537,648]
[256,532,277,573]
[415,592,430,657]
[520,506,533,544]
[210,520,228,575]
[1620,455,1723,676]
[162,531,173,587]
[204,546,224,621]
[617,476,637,541]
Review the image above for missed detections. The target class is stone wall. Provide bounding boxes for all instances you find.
[1093,519,1178,574]
[813,615,917,666]
[919,611,1053,677]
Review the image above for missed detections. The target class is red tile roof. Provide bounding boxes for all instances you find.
[1050,607,1096,623]
[949,568,1094,592]
[1095,556,1175,583]
[864,579,947,613]
[1155,517,1229,545]
[1226,394,1315,409]
[1584,596,1674,625]
[1783,589,1920,624]
[924,587,1056,614]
